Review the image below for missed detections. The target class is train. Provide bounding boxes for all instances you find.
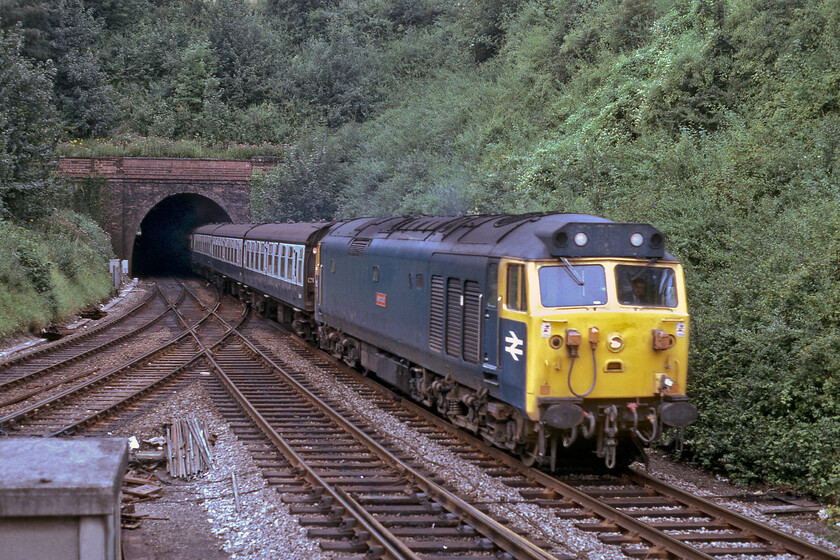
[189,213,697,469]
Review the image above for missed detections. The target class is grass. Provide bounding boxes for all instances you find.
[0,213,115,338]
[57,133,290,160]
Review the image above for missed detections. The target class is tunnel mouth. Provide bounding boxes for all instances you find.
[132,194,231,276]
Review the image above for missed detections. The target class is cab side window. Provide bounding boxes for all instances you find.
[506,264,527,312]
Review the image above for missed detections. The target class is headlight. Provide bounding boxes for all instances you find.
[574,232,588,246]
[630,232,644,247]
[607,334,624,352]
[656,372,676,393]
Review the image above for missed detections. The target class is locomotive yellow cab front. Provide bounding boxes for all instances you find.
[498,233,698,467]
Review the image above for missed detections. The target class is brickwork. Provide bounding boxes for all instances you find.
[58,157,273,264]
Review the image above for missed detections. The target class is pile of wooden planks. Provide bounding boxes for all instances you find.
[165,418,213,478]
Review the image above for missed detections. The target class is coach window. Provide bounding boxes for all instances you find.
[280,246,287,278]
[505,263,527,312]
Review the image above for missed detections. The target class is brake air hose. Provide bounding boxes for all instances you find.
[567,347,598,398]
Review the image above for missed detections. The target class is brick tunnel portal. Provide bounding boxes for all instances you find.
[132,193,230,276]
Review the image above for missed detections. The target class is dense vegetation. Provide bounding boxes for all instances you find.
[0,21,114,336]
[0,211,115,337]
[2,0,839,499]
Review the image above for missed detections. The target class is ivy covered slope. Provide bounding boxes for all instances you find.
[0,26,114,337]
[3,0,840,497]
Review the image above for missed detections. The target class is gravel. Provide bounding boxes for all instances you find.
[110,380,331,560]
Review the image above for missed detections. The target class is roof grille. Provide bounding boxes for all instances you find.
[348,238,372,256]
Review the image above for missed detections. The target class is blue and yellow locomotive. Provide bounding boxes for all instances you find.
[190,213,697,468]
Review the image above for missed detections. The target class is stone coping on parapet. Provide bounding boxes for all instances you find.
[0,438,128,517]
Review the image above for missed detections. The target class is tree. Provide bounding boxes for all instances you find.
[455,0,522,62]
[250,138,344,222]
[0,0,51,60]
[84,0,152,30]
[0,27,61,221]
[207,0,282,108]
[49,0,115,137]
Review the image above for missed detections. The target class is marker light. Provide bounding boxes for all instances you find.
[630,232,644,247]
[608,334,624,352]
[574,232,588,246]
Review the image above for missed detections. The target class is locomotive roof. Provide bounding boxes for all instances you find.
[326,213,675,261]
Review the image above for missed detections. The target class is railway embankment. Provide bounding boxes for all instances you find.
[0,210,114,339]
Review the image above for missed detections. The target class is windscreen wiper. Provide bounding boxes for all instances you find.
[560,257,584,286]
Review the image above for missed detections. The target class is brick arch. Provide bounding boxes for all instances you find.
[58,157,276,271]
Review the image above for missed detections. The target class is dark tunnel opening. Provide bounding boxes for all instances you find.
[132,194,231,276]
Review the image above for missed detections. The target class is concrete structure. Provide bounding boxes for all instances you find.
[0,438,128,560]
[58,157,276,269]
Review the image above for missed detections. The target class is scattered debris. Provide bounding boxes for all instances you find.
[38,324,66,341]
[135,449,166,462]
[121,470,164,530]
[721,491,824,515]
[231,472,241,512]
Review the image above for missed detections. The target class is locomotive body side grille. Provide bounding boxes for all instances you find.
[429,275,444,352]
[463,281,482,364]
[445,278,463,358]
[348,238,372,256]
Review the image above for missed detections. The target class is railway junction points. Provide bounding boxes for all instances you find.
[0,279,839,560]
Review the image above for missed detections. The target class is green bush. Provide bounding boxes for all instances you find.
[0,211,114,337]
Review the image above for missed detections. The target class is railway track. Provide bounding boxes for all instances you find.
[1,279,836,559]
[0,288,185,415]
[0,279,241,437]
[241,317,840,560]
[0,284,171,388]
[198,311,576,559]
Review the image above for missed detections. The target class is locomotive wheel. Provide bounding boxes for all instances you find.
[519,444,538,467]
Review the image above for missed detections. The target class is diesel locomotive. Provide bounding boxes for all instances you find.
[190,214,697,468]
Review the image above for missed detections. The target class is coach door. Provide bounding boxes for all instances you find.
[481,260,500,385]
